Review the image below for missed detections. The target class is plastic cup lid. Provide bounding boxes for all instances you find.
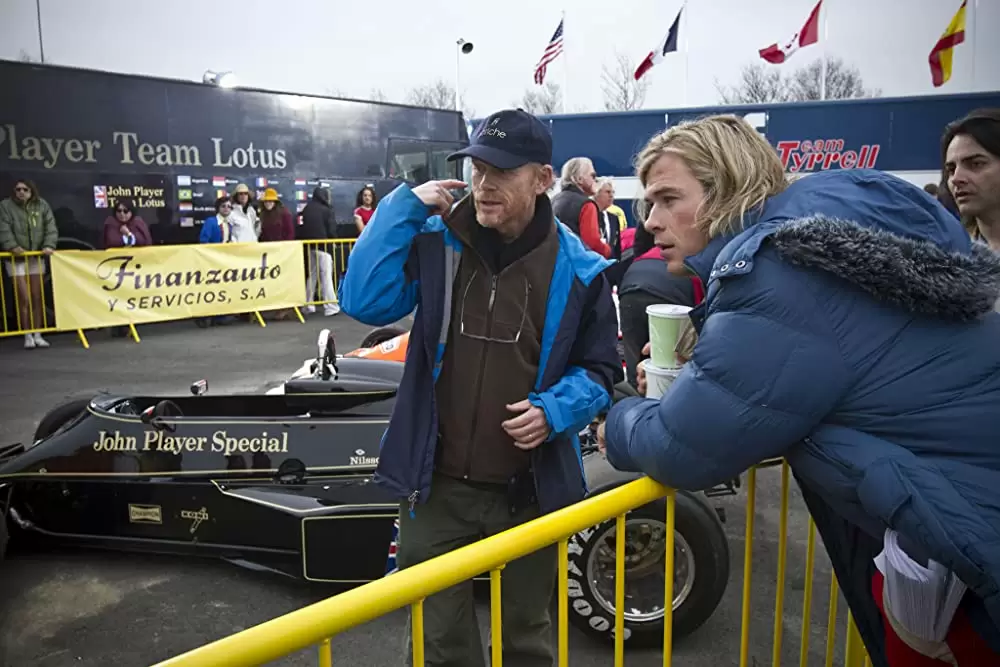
[646,304,692,318]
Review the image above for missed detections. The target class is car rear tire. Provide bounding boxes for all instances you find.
[566,491,730,647]
[33,398,92,442]
[359,325,408,350]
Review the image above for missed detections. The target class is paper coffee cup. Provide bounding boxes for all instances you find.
[644,363,681,399]
[646,304,692,368]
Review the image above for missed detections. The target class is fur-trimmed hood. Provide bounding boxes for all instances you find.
[770,217,1000,321]
[689,170,1000,322]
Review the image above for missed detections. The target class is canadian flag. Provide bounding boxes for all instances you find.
[759,0,822,64]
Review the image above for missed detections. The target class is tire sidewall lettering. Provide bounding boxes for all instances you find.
[567,522,638,643]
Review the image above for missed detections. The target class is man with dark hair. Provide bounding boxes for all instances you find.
[942,108,1000,253]
[298,186,340,316]
[339,108,621,666]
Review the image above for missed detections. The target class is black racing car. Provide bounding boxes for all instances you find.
[0,328,734,647]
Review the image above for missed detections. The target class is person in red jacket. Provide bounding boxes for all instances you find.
[551,157,612,258]
[103,198,152,249]
[102,198,152,338]
[258,188,295,242]
[258,188,296,320]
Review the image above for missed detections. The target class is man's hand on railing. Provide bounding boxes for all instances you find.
[10,246,25,255]
[42,248,54,255]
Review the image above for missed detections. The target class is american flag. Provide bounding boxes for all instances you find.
[533,18,564,85]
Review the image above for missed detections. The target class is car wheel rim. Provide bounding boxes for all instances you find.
[584,517,696,624]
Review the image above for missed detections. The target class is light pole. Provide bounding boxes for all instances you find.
[455,38,474,112]
[35,0,45,63]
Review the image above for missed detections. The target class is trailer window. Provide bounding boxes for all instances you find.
[388,140,465,185]
[429,147,462,181]
[390,148,430,184]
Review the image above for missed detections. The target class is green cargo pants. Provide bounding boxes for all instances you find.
[397,472,557,667]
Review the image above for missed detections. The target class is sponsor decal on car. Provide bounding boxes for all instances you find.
[384,518,399,575]
[91,429,289,456]
[350,448,379,466]
[128,504,163,524]
[180,507,210,534]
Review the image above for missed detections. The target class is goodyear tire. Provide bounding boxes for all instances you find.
[359,325,408,350]
[566,491,729,647]
[33,398,91,443]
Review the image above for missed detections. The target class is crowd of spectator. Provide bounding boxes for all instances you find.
[0,179,381,345]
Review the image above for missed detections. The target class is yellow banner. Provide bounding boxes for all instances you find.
[50,241,306,330]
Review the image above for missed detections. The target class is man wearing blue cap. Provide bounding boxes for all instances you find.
[339,109,622,666]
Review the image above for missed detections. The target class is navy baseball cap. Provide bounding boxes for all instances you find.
[447,109,553,169]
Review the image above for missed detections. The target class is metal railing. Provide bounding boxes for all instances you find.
[153,459,874,667]
[0,250,58,338]
[0,240,358,348]
[301,239,356,313]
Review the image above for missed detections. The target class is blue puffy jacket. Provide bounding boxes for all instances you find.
[339,184,622,515]
[604,170,1000,653]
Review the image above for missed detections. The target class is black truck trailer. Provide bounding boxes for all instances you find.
[0,60,469,248]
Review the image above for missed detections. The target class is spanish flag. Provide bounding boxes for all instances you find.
[928,0,966,87]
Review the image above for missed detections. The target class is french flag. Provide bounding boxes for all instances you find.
[759,0,822,64]
[634,6,682,81]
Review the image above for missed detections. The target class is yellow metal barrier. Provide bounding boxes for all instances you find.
[154,459,879,667]
[0,250,69,342]
[153,477,669,666]
[1,240,357,348]
[301,239,356,314]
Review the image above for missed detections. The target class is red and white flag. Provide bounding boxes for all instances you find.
[634,6,682,81]
[759,0,822,64]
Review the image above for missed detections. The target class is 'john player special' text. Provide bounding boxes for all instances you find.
[92,429,289,456]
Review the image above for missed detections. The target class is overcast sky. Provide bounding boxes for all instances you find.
[1,0,997,116]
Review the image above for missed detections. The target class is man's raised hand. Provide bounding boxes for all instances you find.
[412,180,468,217]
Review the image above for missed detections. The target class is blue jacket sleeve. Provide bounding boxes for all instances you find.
[530,274,622,436]
[199,218,217,244]
[338,185,428,326]
[604,269,851,491]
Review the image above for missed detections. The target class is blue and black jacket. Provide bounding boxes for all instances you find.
[339,184,622,515]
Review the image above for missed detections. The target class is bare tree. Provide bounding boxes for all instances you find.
[716,58,880,104]
[516,82,562,115]
[368,88,389,103]
[601,51,650,111]
[325,87,348,97]
[17,49,37,63]
[789,58,882,100]
[406,80,454,108]
[716,64,795,104]
[405,79,475,118]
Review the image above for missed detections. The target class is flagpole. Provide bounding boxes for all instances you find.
[561,9,569,113]
[820,0,828,100]
[682,1,689,106]
[969,0,977,90]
